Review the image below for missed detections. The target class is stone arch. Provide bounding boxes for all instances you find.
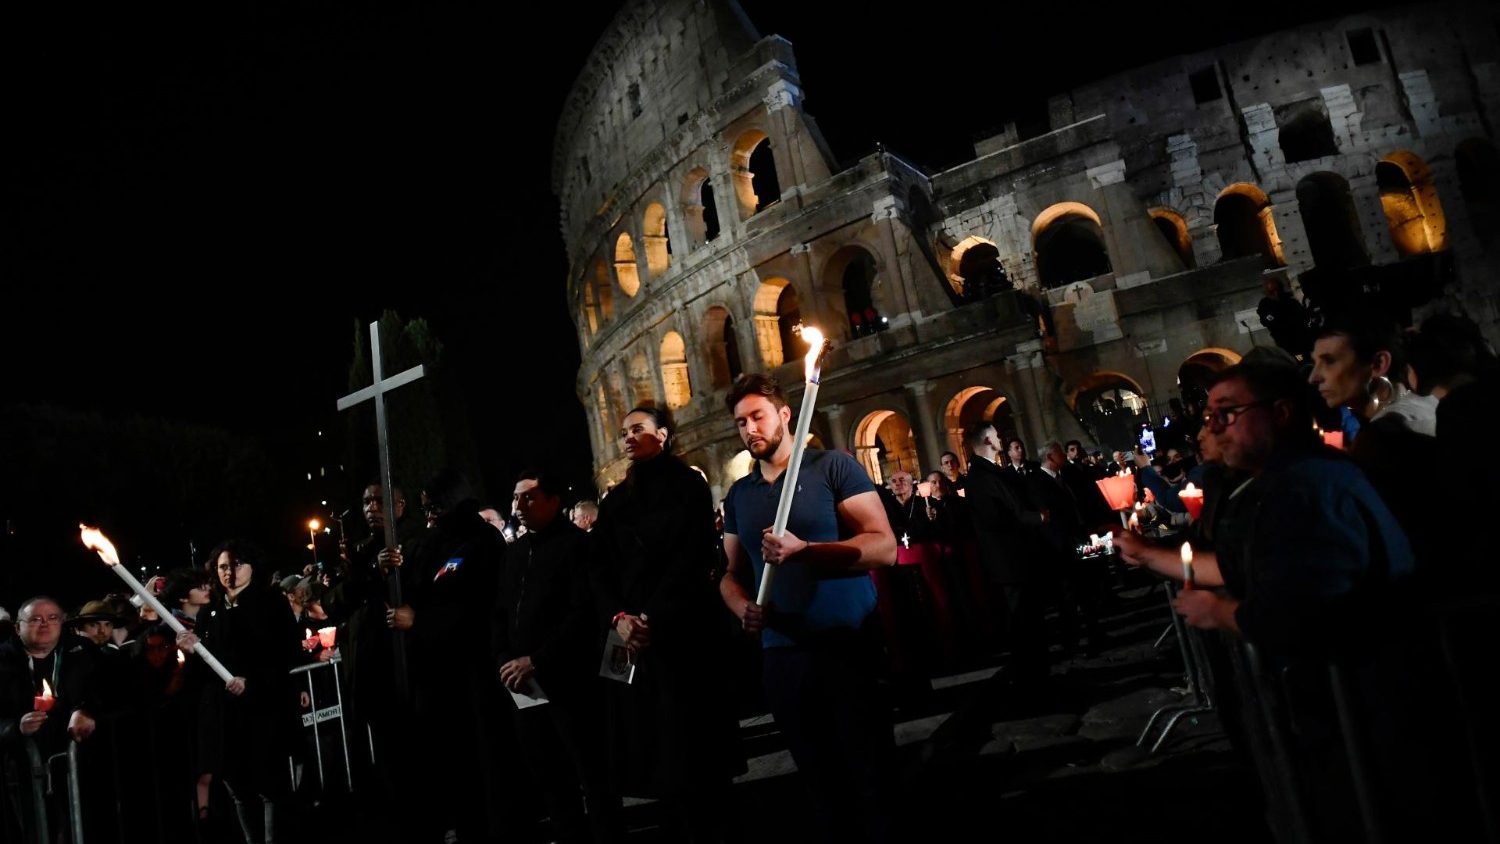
[724,449,754,484]
[581,282,598,336]
[1178,348,1242,404]
[852,409,920,485]
[1278,105,1340,163]
[703,305,743,388]
[752,277,793,368]
[942,386,1019,469]
[1071,371,1151,453]
[1148,207,1196,270]
[823,244,884,338]
[1296,172,1369,270]
[614,233,641,297]
[1378,151,1447,256]
[642,202,671,277]
[732,129,781,220]
[681,166,721,246]
[593,258,615,321]
[1214,184,1284,267]
[660,331,692,409]
[1455,137,1500,241]
[947,236,1010,301]
[1032,202,1112,288]
[628,350,656,408]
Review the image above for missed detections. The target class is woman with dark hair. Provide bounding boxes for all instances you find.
[162,567,214,631]
[178,539,303,844]
[589,406,744,841]
[1307,309,1439,563]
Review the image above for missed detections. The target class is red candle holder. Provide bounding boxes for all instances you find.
[317,626,337,650]
[1179,484,1204,521]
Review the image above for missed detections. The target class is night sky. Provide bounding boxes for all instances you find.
[3,1,1402,597]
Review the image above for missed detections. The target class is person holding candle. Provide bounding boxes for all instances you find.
[179,539,304,844]
[0,597,100,840]
[590,407,744,842]
[719,374,898,843]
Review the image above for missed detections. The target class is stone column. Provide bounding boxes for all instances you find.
[822,402,849,453]
[903,380,945,475]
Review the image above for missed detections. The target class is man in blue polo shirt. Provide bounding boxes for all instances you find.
[719,373,898,843]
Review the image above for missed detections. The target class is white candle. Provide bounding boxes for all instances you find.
[80,526,235,685]
[758,327,828,607]
[1180,541,1195,589]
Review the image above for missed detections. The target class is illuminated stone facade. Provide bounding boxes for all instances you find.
[553,0,1500,499]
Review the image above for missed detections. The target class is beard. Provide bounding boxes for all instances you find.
[747,421,786,461]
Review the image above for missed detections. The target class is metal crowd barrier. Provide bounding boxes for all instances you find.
[1137,580,1214,753]
[290,652,352,793]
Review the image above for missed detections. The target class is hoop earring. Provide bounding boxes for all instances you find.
[1366,375,1395,413]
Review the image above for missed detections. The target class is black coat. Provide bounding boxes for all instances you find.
[406,501,505,687]
[493,517,595,698]
[1027,467,1085,558]
[589,453,743,795]
[965,455,1045,585]
[0,634,98,754]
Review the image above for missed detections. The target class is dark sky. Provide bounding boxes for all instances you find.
[5,0,1406,502]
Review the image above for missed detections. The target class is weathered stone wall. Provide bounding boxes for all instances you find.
[555,1,1500,495]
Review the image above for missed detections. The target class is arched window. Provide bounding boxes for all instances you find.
[776,285,805,363]
[593,259,615,321]
[752,278,793,367]
[1454,138,1500,241]
[1214,184,1284,267]
[948,237,1010,301]
[660,331,692,409]
[582,283,598,336]
[643,202,671,276]
[1296,172,1369,270]
[1278,106,1339,163]
[1149,207,1195,270]
[853,410,920,485]
[1033,203,1112,288]
[614,233,641,297]
[1378,152,1447,256]
[628,351,656,408]
[825,245,885,338]
[1177,348,1241,406]
[732,129,781,220]
[943,387,1018,468]
[681,167,721,246]
[1072,372,1150,453]
[704,306,743,388]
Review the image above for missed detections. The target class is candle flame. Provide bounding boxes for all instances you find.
[1180,542,1193,565]
[305,628,313,639]
[41,679,53,698]
[79,525,120,566]
[177,650,186,665]
[1182,482,1199,495]
[799,326,825,381]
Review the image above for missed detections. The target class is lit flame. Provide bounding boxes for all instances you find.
[177,650,186,665]
[798,326,825,381]
[1180,542,1193,565]
[79,525,120,566]
[1182,482,1199,496]
[308,518,321,532]
[305,628,313,640]
[40,679,53,698]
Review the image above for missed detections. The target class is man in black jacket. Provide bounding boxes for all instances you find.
[390,468,513,843]
[495,469,619,843]
[0,597,100,841]
[964,424,1050,686]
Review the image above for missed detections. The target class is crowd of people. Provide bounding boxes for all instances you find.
[1,307,1495,843]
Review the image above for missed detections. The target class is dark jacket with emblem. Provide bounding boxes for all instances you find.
[965,454,1046,584]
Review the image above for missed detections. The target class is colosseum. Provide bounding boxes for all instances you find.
[552,0,1500,499]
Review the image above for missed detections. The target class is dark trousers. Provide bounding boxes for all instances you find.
[762,631,894,844]
[513,691,621,844]
[1000,583,1049,684]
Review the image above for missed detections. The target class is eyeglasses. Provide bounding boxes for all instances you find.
[1202,401,1272,430]
[22,614,62,626]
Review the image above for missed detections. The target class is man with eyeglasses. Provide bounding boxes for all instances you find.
[0,597,100,837]
[1116,348,1425,837]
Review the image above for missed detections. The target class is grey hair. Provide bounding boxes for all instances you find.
[1036,441,1064,461]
